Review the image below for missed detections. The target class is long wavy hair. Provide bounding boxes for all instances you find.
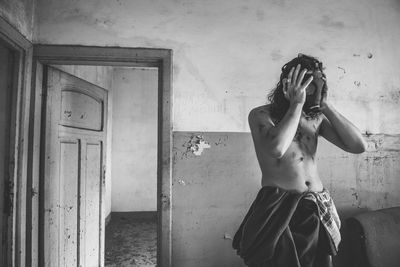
[267,54,325,124]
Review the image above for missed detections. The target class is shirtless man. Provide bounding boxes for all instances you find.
[233,54,367,267]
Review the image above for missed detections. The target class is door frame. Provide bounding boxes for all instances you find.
[31,45,173,267]
[0,16,33,267]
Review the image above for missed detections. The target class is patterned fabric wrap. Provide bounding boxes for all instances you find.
[303,189,341,253]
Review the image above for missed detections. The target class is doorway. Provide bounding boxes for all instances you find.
[32,46,173,267]
[106,66,158,266]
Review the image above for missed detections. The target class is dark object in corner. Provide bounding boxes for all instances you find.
[346,206,400,267]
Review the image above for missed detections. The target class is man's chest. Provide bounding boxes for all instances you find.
[292,116,322,155]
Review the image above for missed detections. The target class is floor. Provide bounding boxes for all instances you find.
[105,215,157,267]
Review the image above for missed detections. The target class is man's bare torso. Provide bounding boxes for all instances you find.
[249,105,324,192]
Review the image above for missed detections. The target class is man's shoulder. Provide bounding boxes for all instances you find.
[249,105,272,119]
[248,105,274,126]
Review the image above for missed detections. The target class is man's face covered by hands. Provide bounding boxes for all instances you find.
[303,69,326,116]
[281,54,327,117]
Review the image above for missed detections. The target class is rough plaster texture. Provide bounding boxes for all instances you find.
[35,0,400,133]
[0,0,35,40]
[173,132,259,267]
[111,68,158,212]
[53,65,114,217]
[173,132,400,267]
[25,0,400,266]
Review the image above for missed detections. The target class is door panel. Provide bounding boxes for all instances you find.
[59,140,80,267]
[61,90,103,131]
[43,66,107,267]
[82,141,102,266]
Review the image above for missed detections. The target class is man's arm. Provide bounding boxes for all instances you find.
[250,104,303,158]
[319,103,367,154]
[250,64,313,158]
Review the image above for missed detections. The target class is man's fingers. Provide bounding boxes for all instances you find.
[301,76,314,92]
[287,67,294,84]
[297,68,308,87]
[282,79,287,93]
[293,64,301,84]
[322,81,328,94]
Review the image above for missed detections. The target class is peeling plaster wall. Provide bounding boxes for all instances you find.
[35,0,400,133]
[173,132,400,267]
[173,132,258,267]
[111,68,158,212]
[0,0,35,40]
[34,0,400,266]
[53,65,114,218]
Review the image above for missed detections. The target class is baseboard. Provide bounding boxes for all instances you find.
[111,211,157,221]
[105,212,112,227]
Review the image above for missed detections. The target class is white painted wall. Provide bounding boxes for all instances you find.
[111,67,158,212]
[31,1,400,266]
[0,0,35,40]
[53,65,114,218]
[35,0,400,134]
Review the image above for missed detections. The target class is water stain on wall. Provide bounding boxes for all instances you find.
[256,9,265,21]
[0,0,33,38]
[319,15,345,29]
[270,49,283,61]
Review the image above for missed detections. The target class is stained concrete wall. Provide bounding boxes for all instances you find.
[111,68,158,212]
[53,65,114,218]
[34,0,400,266]
[173,132,400,267]
[0,0,35,40]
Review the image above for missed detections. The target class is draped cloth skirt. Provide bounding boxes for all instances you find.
[232,186,341,267]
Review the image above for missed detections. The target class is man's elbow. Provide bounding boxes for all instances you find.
[350,139,368,154]
[268,146,286,159]
[265,136,288,158]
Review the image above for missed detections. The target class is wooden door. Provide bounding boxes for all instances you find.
[43,66,107,267]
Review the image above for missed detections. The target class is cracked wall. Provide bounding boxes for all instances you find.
[29,0,400,266]
[35,0,400,133]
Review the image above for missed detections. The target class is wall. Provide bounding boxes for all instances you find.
[53,65,114,218]
[0,0,35,40]
[35,0,400,266]
[111,67,158,212]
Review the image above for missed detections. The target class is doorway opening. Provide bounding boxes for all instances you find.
[105,66,158,266]
[32,46,172,267]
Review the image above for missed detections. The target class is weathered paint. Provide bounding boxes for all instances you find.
[35,0,400,133]
[54,65,115,219]
[183,135,211,156]
[173,131,400,267]
[27,0,400,266]
[173,132,259,267]
[0,0,35,40]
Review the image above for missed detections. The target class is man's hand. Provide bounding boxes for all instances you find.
[320,76,329,110]
[282,64,314,106]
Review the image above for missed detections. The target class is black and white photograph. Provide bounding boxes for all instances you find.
[0,0,399,266]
